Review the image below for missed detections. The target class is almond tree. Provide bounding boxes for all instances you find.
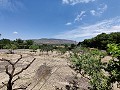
[0,55,36,90]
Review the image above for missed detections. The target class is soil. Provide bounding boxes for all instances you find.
[0,49,119,90]
[0,50,90,90]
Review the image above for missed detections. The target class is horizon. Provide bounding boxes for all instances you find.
[0,37,78,42]
[0,0,120,41]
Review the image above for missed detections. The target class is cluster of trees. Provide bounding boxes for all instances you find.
[69,32,120,90]
[0,38,77,54]
[106,44,120,84]
[38,44,76,55]
[70,47,109,90]
[78,32,120,49]
[70,43,120,90]
[0,39,34,49]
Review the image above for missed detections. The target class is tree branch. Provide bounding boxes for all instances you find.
[0,58,13,65]
[11,55,22,75]
[0,55,35,90]
[0,82,7,89]
[5,65,11,76]
[12,76,20,85]
[13,55,22,65]
[13,87,27,90]
[13,58,36,77]
[0,55,22,76]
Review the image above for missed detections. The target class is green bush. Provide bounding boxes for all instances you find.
[29,45,39,52]
[70,47,111,90]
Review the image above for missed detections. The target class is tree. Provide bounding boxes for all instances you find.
[13,39,25,49]
[80,32,120,50]
[3,44,18,54]
[0,39,11,45]
[15,39,24,44]
[70,44,76,49]
[105,44,120,86]
[0,55,36,90]
[39,44,54,55]
[25,40,34,46]
[29,45,39,52]
[57,47,67,55]
[70,47,110,90]
[107,44,120,58]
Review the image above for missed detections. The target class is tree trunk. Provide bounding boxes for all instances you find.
[7,75,12,90]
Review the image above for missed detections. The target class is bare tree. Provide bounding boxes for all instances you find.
[0,55,36,90]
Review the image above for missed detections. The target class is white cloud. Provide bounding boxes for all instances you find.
[90,4,107,16]
[0,0,24,11]
[74,11,86,22]
[13,31,18,34]
[90,10,96,16]
[65,22,72,25]
[54,17,120,41]
[62,0,95,5]
[99,4,107,14]
[62,0,69,4]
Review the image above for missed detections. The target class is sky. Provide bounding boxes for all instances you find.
[0,0,120,41]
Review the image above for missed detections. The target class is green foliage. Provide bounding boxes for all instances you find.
[3,44,18,54]
[80,32,120,50]
[72,46,88,54]
[106,60,120,83]
[15,39,24,44]
[105,44,120,83]
[39,44,54,53]
[3,44,17,50]
[0,38,35,49]
[70,48,111,90]
[107,44,120,58]
[71,44,120,89]
[29,45,39,52]
[57,47,67,54]
[11,44,18,50]
[70,44,76,49]
[0,39,11,45]
[25,40,33,45]
[3,44,11,49]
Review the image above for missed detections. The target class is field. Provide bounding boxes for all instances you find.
[0,49,89,90]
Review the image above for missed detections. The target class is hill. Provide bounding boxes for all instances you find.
[78,32,120,49]
[32,38,77,45]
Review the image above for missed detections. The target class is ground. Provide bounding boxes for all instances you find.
[0,49,119,90]
[0,50,89,90]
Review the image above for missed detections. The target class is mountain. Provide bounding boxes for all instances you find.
[31,38,77,45]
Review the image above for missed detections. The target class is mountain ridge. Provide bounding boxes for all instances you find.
[31,38,77,45]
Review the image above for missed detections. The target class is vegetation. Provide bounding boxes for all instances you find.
[70,47,110,90]
[0,39,33,49]
[29,45,39,52]
[107,44,120,59]
[78,32,120,49]
[0,32,120,90]
[3,44,18,54]
[69,42,120,90]
[0,55,36,90]
[105,44,120,85]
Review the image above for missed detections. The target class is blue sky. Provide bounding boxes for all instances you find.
[0,0,120,41]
